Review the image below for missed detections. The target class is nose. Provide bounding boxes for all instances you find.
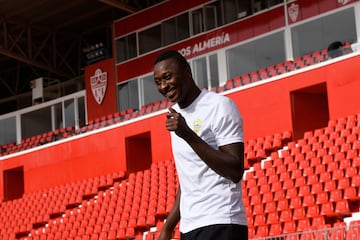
[160,79,169,91]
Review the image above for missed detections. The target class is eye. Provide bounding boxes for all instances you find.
[154,79,161,86]
[164,73,172,80]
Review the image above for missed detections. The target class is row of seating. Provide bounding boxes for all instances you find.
[0,99,172,157]
[245,130,293,167]
[0,171,126,240]
[0,126,75,156]
[75,98,172,135]
[254,220,360,239]
[245,113,360,238]
[0,160,179,240]
[218,42,353,93]
[0,113,359,239]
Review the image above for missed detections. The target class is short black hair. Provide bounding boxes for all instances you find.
[327,41,343,51]
[154,50,190,70]
[327,41,344,58]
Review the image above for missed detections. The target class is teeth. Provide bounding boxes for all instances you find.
[167,89,175,98]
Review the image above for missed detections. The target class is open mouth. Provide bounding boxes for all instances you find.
[166,89,177,99]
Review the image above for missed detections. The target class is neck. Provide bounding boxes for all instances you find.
[178,86,201,109]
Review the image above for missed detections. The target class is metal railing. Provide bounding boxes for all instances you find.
[252,223,360,240]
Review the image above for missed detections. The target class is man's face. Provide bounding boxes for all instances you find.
[153,58,190,104]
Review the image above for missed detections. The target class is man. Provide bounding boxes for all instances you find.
[153,50,248,240]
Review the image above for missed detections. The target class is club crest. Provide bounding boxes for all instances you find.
[193,118,202,134]
[90,68,108,104]
[288,3,299,23]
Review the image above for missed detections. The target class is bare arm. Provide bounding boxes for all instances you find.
[166,107,245,183]
[158,187,181,240]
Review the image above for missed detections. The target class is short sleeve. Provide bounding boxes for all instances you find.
[213,97,244,147]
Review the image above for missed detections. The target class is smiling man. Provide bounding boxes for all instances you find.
[153,50,248,240]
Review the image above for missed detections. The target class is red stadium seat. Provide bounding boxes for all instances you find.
[255,225,268,238]
[311,182,324,195]
[332,169,344,181]
[262,192,273,203]
[343,186,359,201]
[233,76,241,87]
[315,164,326,175]
[248,226,255,239]
[292,170,304,181]
[329,222,347,240]
[253,214,266,226]
[347,220,360,240]
[303,166,314,177]
[279,209,292,222]
[319,172,332,183]
[297,218,311,232]
[268,174,278,184]
[252,204,264,215]
[273,190,286,202]
[293,207,306,220]
[276,165,290,175]
[241,74,251,85]
[264,201,276,213]
[286,187,298,199]
[306,205,320,218]
[352,175,360,187]
[267,212,279,224]
[311,216,327,229]
[269,223,282,236]
[345,166,358,178]
[271,182,282,193]
[289,197,302,209]
[329,189,343,202]
[338,177,350,190]
[320,202,336,217]
[295,176,307,188]
[303,194,315,207]
[250,195,262,206]
[307,174,318,186]
[324,180,337,192]
[353,156,360,168]
[335,200,351,216]
[282,221,296,234]
[259,183,270,195]
[316,192,329,205]
[283,178,295,189]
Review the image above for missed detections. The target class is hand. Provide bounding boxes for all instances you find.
[166,107,191,138]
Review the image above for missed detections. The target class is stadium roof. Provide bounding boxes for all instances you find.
[0,0,163,113]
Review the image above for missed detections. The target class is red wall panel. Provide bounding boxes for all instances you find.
[300,0,319,20]
[114,0,211,37]
[85,58,117,121]
[268,6,285,30]
[325,59,360,117]
[319,0,337,13]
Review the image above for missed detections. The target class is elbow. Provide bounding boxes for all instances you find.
[231,177,241,184]
[230,168,244,183]
[230,172,243,183]
[231,174,243,183]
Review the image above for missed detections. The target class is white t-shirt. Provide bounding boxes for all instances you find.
[170,89,247,233]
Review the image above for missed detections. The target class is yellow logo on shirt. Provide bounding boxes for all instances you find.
[193,118,202,134]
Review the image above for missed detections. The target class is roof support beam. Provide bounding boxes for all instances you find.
[0,48,69,78]
[98,0,137,13]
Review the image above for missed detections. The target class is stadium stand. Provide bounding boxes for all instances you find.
[0,40,359,239]
[0,111,360,239]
